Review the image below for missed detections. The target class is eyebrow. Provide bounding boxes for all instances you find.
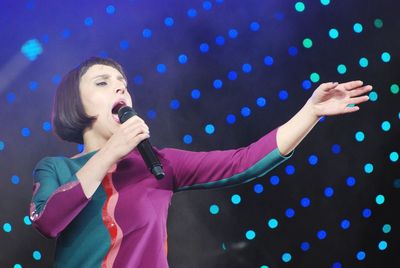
[92,74,126,82]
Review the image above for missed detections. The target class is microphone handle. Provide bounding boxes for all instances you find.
[136,139,165,180]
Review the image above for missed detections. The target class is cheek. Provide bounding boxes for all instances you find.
[82,94,109,117]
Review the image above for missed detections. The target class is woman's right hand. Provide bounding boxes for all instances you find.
[104,115,150,162]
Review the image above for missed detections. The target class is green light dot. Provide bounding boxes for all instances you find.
[382,224,391,233]
[359,57,369,68]
[368,91,378,101]
[375,194,385,205]
[353,23,363,33]
[320,0,330,5]
[381,121,391,131]
[295,2,305,12]
[310,72,320,83]
[303,38,313,48]
[378,241,387,250]
[381,52,391,62]
[390,84,399,94]
[329,28,339,39]
[374,18,383,28]
[337,64,347,74]
[390,152,399,162]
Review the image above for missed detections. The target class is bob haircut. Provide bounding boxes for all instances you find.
[52,57,127,144]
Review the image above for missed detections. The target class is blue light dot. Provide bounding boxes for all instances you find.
[119,40,129,49]
[319,116,326,122]
[11,175,20,185]
[42,121,51,132]
[228,71,237,80]
[341,219,350,229]
[282,253,292,262]
[241,107,251,117]
[147,109,157,119]
[300,242,310,251]
[353,23,363,33]
[285,165,295,175]
[52,74,61,85]
[378,241,387,250]
[274,12,285,21]
[390,152,399,162]
[191,89,201,99]
[359,57,369,68]
[178,54,188,64]
[203,1,212,10]
[268,218,278,229]
[209,204,219,214]
[362,208,372,218]
[200,43,210,53]
[33,250,42,260]
[29,81,39,91]
[228,29,238,39]
[308,155,318,165]
[356,251,366,261]
[355,131,365,142]
[317,230,327,239]
[99,51,108,58]
[250,21,260,31]
[21,127,31,137]
[279,90,289,101]
[62,28,71,38]
[231,194,241,204]
[381,52,391,62]
[254,183,264,194]
[169,99,180,110]
[84,17,93,26]
[0,140,4,151]
[77,144,84,153]
[364,163,374,174]
[301,197,310,207]
[331,144,341,154]
[256,97,267,107]
[264,56,274,66]
[3,223,12,232]
[106,5,116,14]
[375,194,385,205]
[215,36,225,46]
[324,187,334,197]
[205,124,215,134]
[157,64,167,73]
[23,216,31,225]
[332,262,342,268]
[187,8,197,18]
[6,92,16,103]
[242,63,252,73]
[302,80,312,90]
[164,17,174,27]
[285,208,295,218]
[346,176,356,187]
[134,75,144,85]
[183,135,192,144]
[381,121,391,131]
[369,91,378,101]
[329,28,339,39]
[288,46,298,56]
[382,224,391,233]
[226,114,236,124]
[142,28,152,38]
[245,230,256,240]
[213,79,223,89]
[270,175,280,185]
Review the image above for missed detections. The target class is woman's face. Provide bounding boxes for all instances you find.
[79,64,133,141]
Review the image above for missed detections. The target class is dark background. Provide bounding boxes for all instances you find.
[0,0,398,267]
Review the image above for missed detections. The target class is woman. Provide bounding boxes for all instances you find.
[30,57,371,267]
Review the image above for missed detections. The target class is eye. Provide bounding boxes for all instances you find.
[96,81,107,86]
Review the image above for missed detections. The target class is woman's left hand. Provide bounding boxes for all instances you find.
[308,80,373,117]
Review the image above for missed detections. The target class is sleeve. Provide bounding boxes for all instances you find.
[29,157,92,238]
[165,127,294,192]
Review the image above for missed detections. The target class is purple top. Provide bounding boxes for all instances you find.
[30,127,293,267]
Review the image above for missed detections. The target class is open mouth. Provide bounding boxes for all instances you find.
[111,101,127,123]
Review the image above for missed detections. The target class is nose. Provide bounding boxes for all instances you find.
[116,87,126,94]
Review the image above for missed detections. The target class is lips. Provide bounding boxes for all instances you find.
[111,100,127,123]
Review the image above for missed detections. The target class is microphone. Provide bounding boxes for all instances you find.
[118,106,165,180]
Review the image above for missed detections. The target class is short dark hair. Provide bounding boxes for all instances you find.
[52,57,127,144]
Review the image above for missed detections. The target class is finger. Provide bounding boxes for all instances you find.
[348,95,370,105]
[343,105,360,113]
[349,85,373,97]
[341,80,364,91]
[322,82,339,92]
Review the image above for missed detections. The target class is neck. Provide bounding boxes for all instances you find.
[82,129,108,154]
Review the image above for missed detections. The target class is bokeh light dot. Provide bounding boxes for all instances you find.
[285,165,295,175]
[390,152,399,162]
[356,251,366,261]
[353,23,363,33]
[375,194,385,205]
[381,52,391,62]
[337,64,347,74]
[183,135,192,144]
[231,194,241,204]
[301,197,310,207]
[359,57,369,68]
[329,28,339,39]
[246,230,256,240]
[374,18,383,28]
[320,0,330,5]
[24,216,31,225]
[368,91,378,101]
[191,89,201,99]
[241,107,251,117]
[254,183,264,194]
[324,187,334,197]
[282,253,292,262]
[205,124,215,134]
[285,208,295,218]
[381,121,391,131]
[390,84,399,94]
[362,208,372,218]
[11,175,20,185]
[209,204,219,214]
[355,131,365,142]
[0,140,4,151]
[106,5,116,14]
[382,224,391,233]
[346,176,356,187]
[295,2,305,12]
[308,155,318,165]
[21,127,31,137]
[3,223,12,232]
[33,250,42,260]
[270,175,280,186]
[378,241,387,250]
[301,242,310,251]
[310,72,320,83]
[303,38,313,48]
[341,219,351,229]
[268,218,279,229]
[317,230,327,239]
[226,114,236,124]
[256,97,267,107]
[364,163,374,174]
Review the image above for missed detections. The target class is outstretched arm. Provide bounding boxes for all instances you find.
[277,81,372,156]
